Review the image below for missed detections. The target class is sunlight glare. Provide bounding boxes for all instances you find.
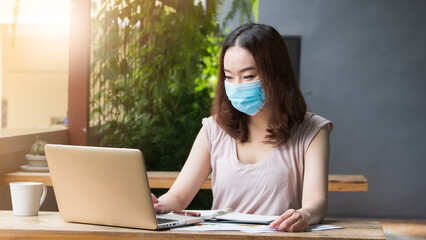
[0,0,70,24]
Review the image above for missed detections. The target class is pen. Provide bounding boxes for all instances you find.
[171,210,201,217]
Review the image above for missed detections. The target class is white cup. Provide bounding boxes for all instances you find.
[9,182,47,216]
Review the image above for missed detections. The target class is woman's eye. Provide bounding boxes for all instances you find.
[244,75,255,79]
[225,75,232,80]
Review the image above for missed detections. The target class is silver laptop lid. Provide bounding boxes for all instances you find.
[45,144,160,229]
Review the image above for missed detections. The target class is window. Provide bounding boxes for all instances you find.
[0,0,70,130]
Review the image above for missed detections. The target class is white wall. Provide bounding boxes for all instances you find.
[0,23,68,129]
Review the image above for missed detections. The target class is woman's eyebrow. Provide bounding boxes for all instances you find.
[224,66,256,73]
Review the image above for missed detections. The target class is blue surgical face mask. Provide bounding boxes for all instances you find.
[224,80,266,116]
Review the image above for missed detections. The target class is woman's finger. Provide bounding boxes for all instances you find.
[153,201,166,214]
[277,212,300,231]
[153,203,161,213]
[268,209,295,229]
[287,217,309,232]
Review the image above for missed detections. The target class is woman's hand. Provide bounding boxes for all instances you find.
[268,209,310,232]
[151,193,165,214]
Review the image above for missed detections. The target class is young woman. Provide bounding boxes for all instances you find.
[151,23,333,232]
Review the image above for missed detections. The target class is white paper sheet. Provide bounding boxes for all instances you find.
[178,209,278,224]
[215,212,278,224]
[308,224,344,231]
[170,222,344,233]
[170,222,274,233]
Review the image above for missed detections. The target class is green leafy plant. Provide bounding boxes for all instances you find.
[89,0,256,171]
[222,0,258,28]
[90,0,216,170]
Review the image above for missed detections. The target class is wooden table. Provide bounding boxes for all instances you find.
[0,211,384,240]
[0,171,368,192]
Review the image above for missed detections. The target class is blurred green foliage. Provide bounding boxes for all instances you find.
[89,0,257,208]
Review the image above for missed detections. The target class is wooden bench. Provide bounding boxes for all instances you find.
[0,171,368,192]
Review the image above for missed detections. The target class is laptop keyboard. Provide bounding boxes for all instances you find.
[157,218,179,224]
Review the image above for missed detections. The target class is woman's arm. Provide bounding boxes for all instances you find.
[269,125,330,231]
[299,124,330,225]
[152,127,212,213]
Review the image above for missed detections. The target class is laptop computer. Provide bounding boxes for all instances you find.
[44,144,203,230]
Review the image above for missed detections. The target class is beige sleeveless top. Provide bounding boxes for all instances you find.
[202,112,332,215]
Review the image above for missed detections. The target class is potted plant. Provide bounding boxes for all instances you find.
[22,136,49,172]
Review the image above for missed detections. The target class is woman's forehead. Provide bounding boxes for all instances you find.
[224,46,256,72]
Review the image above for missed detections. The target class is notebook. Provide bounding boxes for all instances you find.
[188,209,279,224]
[44,144,203,230]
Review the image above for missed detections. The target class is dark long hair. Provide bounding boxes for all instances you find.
[211,23,307,146]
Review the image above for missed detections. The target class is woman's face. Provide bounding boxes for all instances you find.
[223,46,260,84]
